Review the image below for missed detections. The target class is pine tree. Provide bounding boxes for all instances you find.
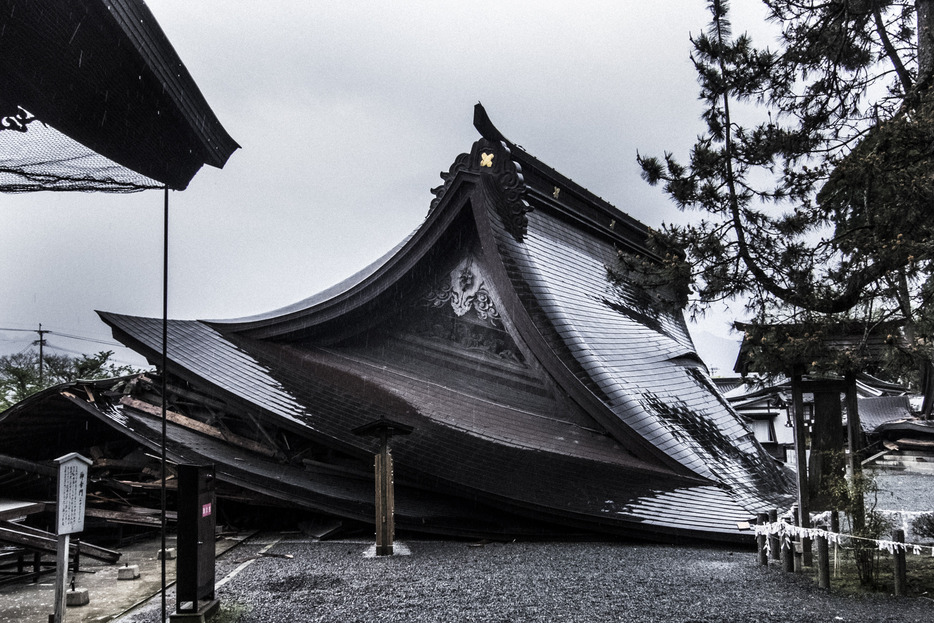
[636,1,934,403]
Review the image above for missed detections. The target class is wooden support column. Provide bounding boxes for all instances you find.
[374,437,394,557]
[845,373,865,532]
[352,418,413,558]
[52,534,69,623]
[790,373,811,565]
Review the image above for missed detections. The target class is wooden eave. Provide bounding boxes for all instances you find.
[97,314,367,458]
[0,0,238,189]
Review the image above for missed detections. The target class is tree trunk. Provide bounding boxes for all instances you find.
[919,0,934,85]
[809,389,846,511]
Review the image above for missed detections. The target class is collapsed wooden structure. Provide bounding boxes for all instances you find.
[1,106,793,542]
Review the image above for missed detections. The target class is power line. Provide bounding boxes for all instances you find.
[0,334,33,343]
[1,325,144,368]
[49,331,122,347]
[43,343,91,357]
[0,325,122,347]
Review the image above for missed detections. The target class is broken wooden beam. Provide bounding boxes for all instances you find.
[119,396,278,457]
[84,507,176,527]
[0,500,45,522]
[0,521,120,563]
[0,454,56,478]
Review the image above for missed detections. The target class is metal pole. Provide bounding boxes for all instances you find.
[161,186,169,622]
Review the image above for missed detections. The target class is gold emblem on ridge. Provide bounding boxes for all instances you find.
[480,152,494,168]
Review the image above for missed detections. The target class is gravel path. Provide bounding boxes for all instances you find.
[114,535,932,623]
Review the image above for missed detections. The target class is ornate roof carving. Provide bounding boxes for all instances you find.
[429,137,532,242]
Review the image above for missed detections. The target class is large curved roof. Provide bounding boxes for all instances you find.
[98,105,793,541]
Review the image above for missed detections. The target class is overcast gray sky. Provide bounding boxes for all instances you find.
[1,1,771,373]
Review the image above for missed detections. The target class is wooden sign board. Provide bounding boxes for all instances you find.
[55,453,92,535]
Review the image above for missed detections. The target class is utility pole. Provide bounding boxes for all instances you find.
[34,324,49,386]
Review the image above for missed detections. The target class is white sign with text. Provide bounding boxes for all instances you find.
[56,453,92,535]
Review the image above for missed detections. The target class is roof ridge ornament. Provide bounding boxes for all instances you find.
[427,140,532,243]
[477,138,531,242]
[428,106,532,241]
[473,102,508,144]
[429,152,470,213]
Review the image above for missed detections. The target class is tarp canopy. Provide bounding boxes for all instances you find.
[0,0,238,191]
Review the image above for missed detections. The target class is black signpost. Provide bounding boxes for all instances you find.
[173,464,218,621]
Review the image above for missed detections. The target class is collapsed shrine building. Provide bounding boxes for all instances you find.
[1,106,793,542]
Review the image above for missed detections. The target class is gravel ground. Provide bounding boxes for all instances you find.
[859,470,934,543]
[110,471,934,623]
[872,470,934,513]
[114,535,933,623]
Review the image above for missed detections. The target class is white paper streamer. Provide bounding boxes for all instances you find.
[754,521,929,556]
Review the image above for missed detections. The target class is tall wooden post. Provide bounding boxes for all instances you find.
[352,418,413,557]
[845,373,865,532]
[756,513,769,566]
[893,528,907,596]
[790,374,812,565]
[374,431,395,556]
[52,534,70,623]
[817,533,830,590]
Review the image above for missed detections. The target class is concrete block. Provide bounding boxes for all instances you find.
[169,598,220,623]
[158,548,177,560]
[118,564,140,580]
[66,587,90,607]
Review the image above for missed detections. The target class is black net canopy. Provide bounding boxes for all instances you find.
[0,0,239,192]
[0,105,163,192]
